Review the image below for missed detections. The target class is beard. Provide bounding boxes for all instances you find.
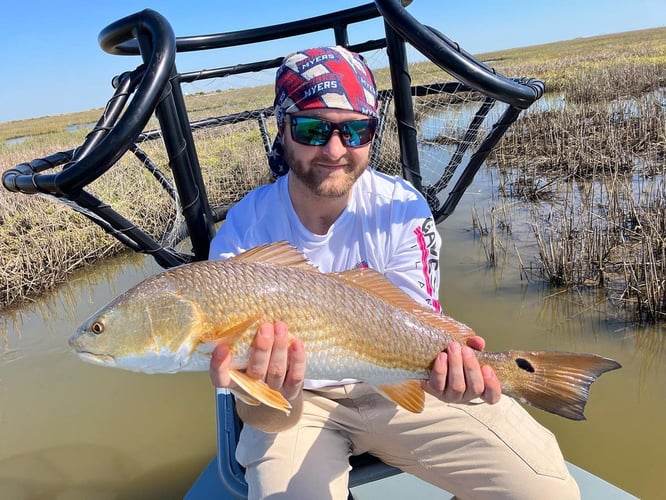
[284,145,368,198]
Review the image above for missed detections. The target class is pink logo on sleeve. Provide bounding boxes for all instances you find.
[414,219,441,313]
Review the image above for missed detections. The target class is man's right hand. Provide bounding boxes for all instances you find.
[209,321,306,432]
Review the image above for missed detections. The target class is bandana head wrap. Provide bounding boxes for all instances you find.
[268,46,379,177]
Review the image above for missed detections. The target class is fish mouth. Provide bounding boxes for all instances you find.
[68,334,116,366]
[76,351,117,367]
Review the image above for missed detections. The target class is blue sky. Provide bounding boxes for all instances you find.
[1,1,665,123]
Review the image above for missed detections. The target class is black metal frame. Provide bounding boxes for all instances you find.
[2,1,544,497]
[2,1,543,266]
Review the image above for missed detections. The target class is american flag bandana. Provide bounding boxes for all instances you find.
[268,46,379,177]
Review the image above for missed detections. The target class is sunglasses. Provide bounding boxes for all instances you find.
[288,115,378,147]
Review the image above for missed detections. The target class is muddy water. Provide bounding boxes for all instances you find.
[1,171,664,499]
[0,256,216,499]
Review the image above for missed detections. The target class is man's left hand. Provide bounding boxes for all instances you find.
[423,336,501,404]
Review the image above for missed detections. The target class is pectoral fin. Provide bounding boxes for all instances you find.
[229,369,292,415]
[229,389,261,406]
[376,380,425,413]
[199,313,262,344]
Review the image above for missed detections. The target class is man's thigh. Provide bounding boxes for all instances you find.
[236,388,359,500]
[358,393,580,500]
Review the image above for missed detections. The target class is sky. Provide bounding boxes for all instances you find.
[1,0,665,123]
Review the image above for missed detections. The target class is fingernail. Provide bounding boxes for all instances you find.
[260,324,272,338]
[448,342,460,354]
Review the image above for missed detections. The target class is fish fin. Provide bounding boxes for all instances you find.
[375,380,425,413]
[231,241,318,272]
[198,313,262,343]
[479,350,622,421]
[333,268,476,340]
[229,388,261,406]
[228,369,292,415]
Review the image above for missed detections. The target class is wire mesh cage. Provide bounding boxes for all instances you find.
[2,1,543,274]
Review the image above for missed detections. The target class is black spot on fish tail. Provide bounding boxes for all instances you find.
[515,357,535,373]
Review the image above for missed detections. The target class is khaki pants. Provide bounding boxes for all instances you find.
[236,383,580,500]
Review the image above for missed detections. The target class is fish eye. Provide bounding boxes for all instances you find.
[91,321,104,335]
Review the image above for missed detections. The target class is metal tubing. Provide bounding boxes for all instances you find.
[374,0,543,109]
[164,72,216,259]
[384,22,422,191]
[434,105,523,222]
[105,3,383,55]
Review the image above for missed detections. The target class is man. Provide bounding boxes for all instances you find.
[209,46,579,499]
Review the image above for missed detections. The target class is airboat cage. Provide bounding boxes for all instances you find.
[2,0,543,497]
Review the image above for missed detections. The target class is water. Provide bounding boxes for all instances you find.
[1,170,664,499]
[65,122,96,133]
[436,169,666,499]
[0,255,216,499]
[4,136,27,146]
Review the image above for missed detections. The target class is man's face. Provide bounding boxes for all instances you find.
[282,108,373,199]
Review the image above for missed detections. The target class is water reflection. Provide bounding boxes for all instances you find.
[65,122,96,133]
[1,253,158,357]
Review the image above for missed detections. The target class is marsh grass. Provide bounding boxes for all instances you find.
[470,27,666,322]
[471,202,514,268]
[487,27,666,179]
[0,118,265,307]
[520,174,666,322]
[479,27,666,98]
[1,163,151,307]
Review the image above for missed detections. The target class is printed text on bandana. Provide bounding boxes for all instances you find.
[302,80,339,100]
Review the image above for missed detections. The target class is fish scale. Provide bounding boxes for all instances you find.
[227,261,437,375]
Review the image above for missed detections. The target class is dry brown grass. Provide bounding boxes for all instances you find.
[0,111,280,308]
[479,26,666,322]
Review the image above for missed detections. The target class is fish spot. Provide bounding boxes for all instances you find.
[515,357,535,373]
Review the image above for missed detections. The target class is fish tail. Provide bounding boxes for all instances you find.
[478,350,621,420]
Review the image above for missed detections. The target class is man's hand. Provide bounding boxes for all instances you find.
[209,321,306,432]
[423,336,501,404]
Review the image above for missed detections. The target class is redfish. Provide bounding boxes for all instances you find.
[69,242,620,420]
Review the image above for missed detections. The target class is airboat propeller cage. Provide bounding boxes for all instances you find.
[2,0,544,267]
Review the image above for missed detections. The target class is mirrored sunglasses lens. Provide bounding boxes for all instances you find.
[290,117,377,147]
[292,118,331,146]
[341,120,376,147]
